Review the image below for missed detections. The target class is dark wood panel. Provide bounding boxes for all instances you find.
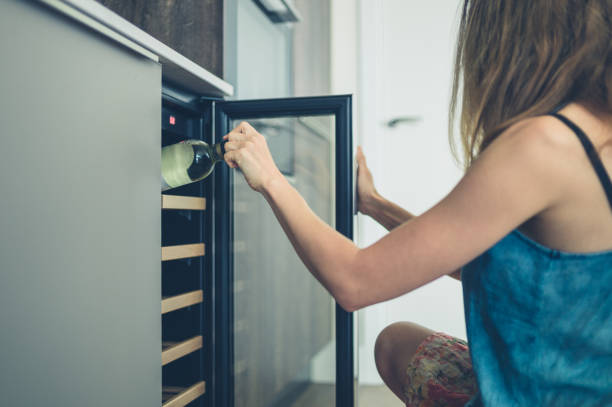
[96,0,223,77]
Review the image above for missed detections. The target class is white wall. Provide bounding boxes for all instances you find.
[331,0,465,385]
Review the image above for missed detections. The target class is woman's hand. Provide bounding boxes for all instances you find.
[223,121,283,193]
[356,146,380,215]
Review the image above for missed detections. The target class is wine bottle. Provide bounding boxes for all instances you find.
[161,140,226,191]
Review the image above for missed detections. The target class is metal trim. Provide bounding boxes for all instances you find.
[36,0,158,61]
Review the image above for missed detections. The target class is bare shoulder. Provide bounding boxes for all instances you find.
[461,115,585,215]
[473,115,589,188]
[493,115,580,157]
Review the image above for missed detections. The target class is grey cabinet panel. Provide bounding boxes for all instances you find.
[0,1,161,406]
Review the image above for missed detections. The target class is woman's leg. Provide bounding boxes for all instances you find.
[374,322,435,402]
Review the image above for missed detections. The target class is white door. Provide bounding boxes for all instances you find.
[356,0,466,388]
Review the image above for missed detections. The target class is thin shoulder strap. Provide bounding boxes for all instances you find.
[549,112,612,210]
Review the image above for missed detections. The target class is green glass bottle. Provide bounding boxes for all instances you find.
[161,140,226,191]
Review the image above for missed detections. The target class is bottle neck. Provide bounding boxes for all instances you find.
[213,141,226,162]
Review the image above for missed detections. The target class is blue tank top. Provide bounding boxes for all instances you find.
[462,113,612,406]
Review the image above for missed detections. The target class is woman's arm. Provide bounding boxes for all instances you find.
[356,147,415,230]
[361,193,414,230]
[223,119,565,311]
[356,147,461,281]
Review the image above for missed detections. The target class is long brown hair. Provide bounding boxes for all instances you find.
[449,0,612,169]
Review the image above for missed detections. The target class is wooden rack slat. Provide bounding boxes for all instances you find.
[161,243,205,261]
[162,290,203,315]
[162,195,206,211]
[162,381,206,407]
[162,335,203,366]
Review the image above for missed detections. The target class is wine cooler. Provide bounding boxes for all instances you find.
[0,1,356,406]
[161,90,214,407]
[159,84,355,407]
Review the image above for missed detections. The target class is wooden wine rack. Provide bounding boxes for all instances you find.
[162,195,206,211]
[161,193,207,406]
[162,335,203,366]
[163,382,206,407]
[161,243,205,261]
[162,290,204,315]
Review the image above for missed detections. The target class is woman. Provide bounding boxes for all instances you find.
[223,0,612,405]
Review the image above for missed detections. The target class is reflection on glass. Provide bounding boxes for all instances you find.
[232,115,336,407]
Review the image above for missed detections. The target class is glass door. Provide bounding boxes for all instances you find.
[211,96,354,407]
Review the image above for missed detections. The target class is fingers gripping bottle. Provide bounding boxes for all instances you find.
[161,140,226,191]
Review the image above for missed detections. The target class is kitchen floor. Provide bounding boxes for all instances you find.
[291,384,404,407]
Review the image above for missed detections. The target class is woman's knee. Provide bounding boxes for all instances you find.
[374,322,402,371]
[374,322,435,377]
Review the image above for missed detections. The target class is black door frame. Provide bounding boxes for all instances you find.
[211,95,354,407]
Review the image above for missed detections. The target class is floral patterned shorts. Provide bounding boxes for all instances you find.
[402,332,478,407]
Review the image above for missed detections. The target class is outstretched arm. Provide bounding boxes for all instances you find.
[223,119,564,311]
[356,147,415,230]
[356,147,461,280]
